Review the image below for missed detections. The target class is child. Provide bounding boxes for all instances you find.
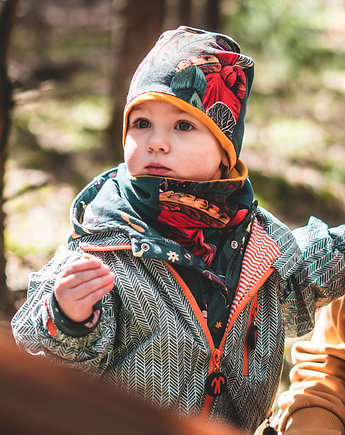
[11,27,345,433]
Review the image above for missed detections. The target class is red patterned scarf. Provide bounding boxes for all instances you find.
[157,177,253,266]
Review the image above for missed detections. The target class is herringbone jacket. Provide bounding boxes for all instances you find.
[12,190,345,433]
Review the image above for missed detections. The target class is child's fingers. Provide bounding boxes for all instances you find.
[54,254,115,322]
[69,273,115,300]
[56,269,115,299]
[59,265,113,290]
[60,256,105,277]
[55,278,114,323]
[75,281,115,308]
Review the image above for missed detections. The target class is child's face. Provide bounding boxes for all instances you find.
[124,101,228,181]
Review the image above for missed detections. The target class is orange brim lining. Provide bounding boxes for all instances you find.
[122,92,238,172]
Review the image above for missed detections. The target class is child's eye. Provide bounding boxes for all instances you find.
[134,119,151,128]
[176,121,193,131]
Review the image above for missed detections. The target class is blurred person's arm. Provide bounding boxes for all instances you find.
[276,296,345,434]
[0,336,247,435]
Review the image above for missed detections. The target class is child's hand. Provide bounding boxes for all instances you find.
[54,255,115,323]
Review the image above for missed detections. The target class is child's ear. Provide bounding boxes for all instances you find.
[221,150,230,168]
[219,151,230,179]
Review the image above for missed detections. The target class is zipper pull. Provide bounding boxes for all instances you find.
[213,348,222,372]
[262,411,277,434]
[248,301,259,349]
[248,324,258,349]
[205,349,227,397]
[252,303,259,319]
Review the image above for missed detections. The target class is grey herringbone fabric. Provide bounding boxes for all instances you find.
[12,207,345,432]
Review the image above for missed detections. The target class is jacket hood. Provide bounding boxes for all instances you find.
[70,165,153,242]
[123,26,254,170]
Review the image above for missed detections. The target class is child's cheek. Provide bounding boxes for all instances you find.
[123,137,138,164]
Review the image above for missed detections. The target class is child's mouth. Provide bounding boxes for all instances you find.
[145,165,171,176]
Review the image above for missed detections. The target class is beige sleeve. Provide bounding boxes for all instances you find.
[276,296,345,434]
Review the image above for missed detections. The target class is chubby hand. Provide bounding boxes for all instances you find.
[54,254,115,323]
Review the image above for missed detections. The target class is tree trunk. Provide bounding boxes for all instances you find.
[177,0,192,26]
[0,0,19,316]
[106,0,166,162]
[205,0,222,31]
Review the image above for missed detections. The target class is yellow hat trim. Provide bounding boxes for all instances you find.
[122,92,238,172]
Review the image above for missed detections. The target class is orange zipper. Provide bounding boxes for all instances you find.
[201,267,275,417]
[200,348,224,419]
[165,263,219,420]
[80,243,132,252]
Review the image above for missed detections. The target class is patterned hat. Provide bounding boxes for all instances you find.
[123,26,254,172]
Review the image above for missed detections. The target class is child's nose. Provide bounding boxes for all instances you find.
[146,130,170,153]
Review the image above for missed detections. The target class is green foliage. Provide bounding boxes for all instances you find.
[225,0,341,73]
[222,0,345,226]
[13,94,109,153]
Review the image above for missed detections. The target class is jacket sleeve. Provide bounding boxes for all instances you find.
[276,296,345,434]
[269,213,345,337]
[11,242,120,376]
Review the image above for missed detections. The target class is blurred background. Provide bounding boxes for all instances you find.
[0,0,345,407]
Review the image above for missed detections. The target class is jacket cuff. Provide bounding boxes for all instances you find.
[283,407,345,434]
[49,293,102,337]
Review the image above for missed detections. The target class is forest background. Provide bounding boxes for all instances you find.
[0,0,345,400]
